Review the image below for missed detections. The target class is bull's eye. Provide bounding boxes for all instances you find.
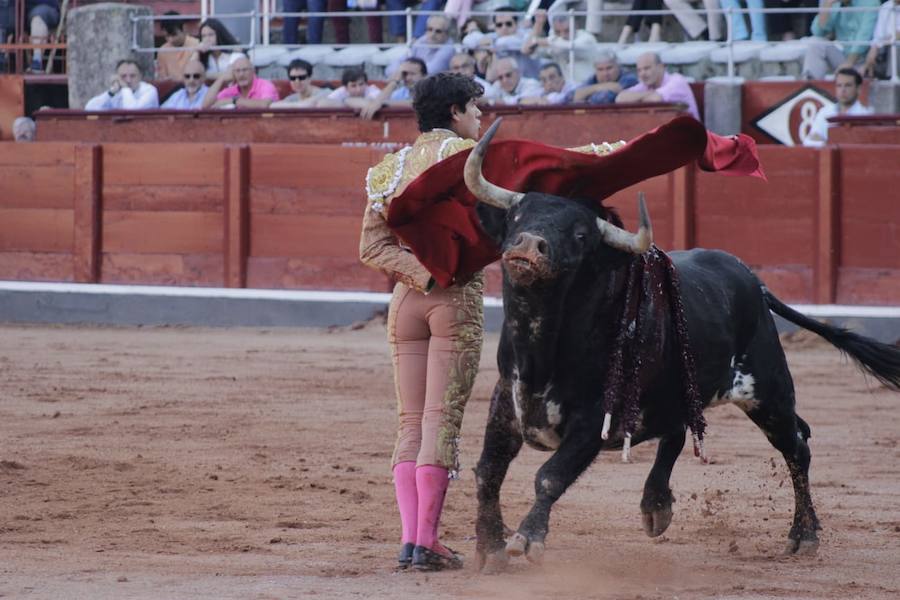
[574,231,587,242]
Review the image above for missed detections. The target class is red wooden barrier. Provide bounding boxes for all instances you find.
[1,141,899,304]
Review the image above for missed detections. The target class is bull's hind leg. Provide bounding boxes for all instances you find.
[742,401,820,555]
[509,414,604,565]
[474,379,523,574]
[640,428,686,537]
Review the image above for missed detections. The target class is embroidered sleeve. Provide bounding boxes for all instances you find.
[365,146,411,213]
[568,140,628,156]
[438,137,477,161]
[359,203,433,294]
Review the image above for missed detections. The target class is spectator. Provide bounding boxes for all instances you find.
[12,116,35,141]
[522,11,597,82]
[203,54,278,109]
[521,62,576,105]
[461,17,486,35]
[403,15,456,76]
[270,59,328,108]
[618,0,663,43]
[765,0,817,41]
[448,51,496,98]
[161,59,209,109]
[488,56,543,105]
[320,67,382,107]
[489,7,541,79]
[25,0,60,72]
[719,0,768,41]
[801,0,880,79]
[195,18,242,79]
[358,58,427,119]
[85,59,160,111]
[616,52,700,120]
[803,68,873,146]
[157,11,200,82]
[862,0,899,79]
[566,50,638,104]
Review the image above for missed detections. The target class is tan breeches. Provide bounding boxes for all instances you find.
[388,275,484,474]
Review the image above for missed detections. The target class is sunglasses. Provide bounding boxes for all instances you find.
[289,73,310,81]
[184,73,203,79]
[495,20,515,28]
[426,27,446,33]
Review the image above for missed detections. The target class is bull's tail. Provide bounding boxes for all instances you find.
[764,288,900,391]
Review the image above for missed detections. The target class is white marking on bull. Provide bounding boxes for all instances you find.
[708,364,760,411]
[540,478,553,492]
[545,400,561,426]
[512,369,524,424]
[527,426,561,449]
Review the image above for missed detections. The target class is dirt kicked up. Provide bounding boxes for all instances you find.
[1,322,898,600]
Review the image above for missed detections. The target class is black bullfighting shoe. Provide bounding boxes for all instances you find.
[411,545,463,572]
[397,542,415,570]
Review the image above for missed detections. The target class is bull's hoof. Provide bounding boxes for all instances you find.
[525,541,545,565]
[641,506,673,538]
[783,537,819,556]
[506,532,528,557]
[477,549,509,575]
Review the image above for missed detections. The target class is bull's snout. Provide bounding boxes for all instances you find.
[502,232,553,284]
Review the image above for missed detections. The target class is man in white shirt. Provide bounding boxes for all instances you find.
[85,59,159,111]
[522,10,597,83]
[803,68,874,147]
[521,62,576,105]
[161,59,209,110]
[489,57,543,105]
[863,0,900,78]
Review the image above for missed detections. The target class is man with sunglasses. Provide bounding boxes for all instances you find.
[490,7,540,79]
[162,60,209,110]
[388,15,455,79]
[271,59,327,108]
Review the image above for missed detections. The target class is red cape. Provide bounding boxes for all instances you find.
[387,116,765,288]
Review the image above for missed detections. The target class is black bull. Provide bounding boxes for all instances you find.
[463,122,900,574]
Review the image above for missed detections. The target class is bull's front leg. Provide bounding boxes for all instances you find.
[509,412,604,565]
[474,379,523,574]
[640,427,686,537]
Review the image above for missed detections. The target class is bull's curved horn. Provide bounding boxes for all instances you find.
[595,192,653,255]
[463,117,524,210]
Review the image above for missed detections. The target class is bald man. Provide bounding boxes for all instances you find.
[162,59,209,109]
[616,52,699,119]
[203,54,279,109]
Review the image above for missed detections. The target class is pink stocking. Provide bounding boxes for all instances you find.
[415,465,449,552]
[393,461,418,544]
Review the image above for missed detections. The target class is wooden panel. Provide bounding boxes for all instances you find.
[606,174,674,251]
[672,166,695,251]
[694,147,816,265]
[838,147,900,270]
[251,145,379,190]
[837,268,900,305]
[247,257,390,291]
[0,251,74,281]
[250,214,361,258]
[814,147,839,304]
[103,211,222,254]
[73,145,102,283]
[103,185,223,212]
[251,186,367,217]
[102,144,226,186]
[225,146,250,288]
[0,209,73,252]
[0,165,75,209]
[753,266,813,304]
[0,142,75,166]
[0,76,25,142]
[101,253,224,286]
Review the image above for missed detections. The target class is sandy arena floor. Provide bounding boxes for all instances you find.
[1,321,898,599]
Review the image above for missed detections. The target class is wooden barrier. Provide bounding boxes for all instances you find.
[1,141,899,304]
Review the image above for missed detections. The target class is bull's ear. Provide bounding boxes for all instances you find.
[476,203,507,246]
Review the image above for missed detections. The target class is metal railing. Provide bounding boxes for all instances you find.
[129,4,897,83]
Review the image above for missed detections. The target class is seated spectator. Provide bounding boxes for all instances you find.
[25,0,60,72]
[489,7,541,79]
[803,68,873,146]
[358,58,427,119]
[521,62,576,105]
[522,11,597,82]
[202,54,279,109]
[270,59,328,108]
[319,67,382,107]
[719,0,768,41]
[616,52,699,120]
[157,11,200,81]
[12,116,35,141]
[618,0,663,43]
[863,0,900,79]
[194,18,242,79]
[161,59,209,109]
[388,15,456,77]
[566,51,638,105]
[85,59,159,111]
[488,56,543,105]
[801,0,880,79]
[448,51,496,99]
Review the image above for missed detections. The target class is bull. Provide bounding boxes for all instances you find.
[464,120,900,573]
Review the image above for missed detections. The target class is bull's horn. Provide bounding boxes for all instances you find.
[463,117,524,210]
[595,192,653,255]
